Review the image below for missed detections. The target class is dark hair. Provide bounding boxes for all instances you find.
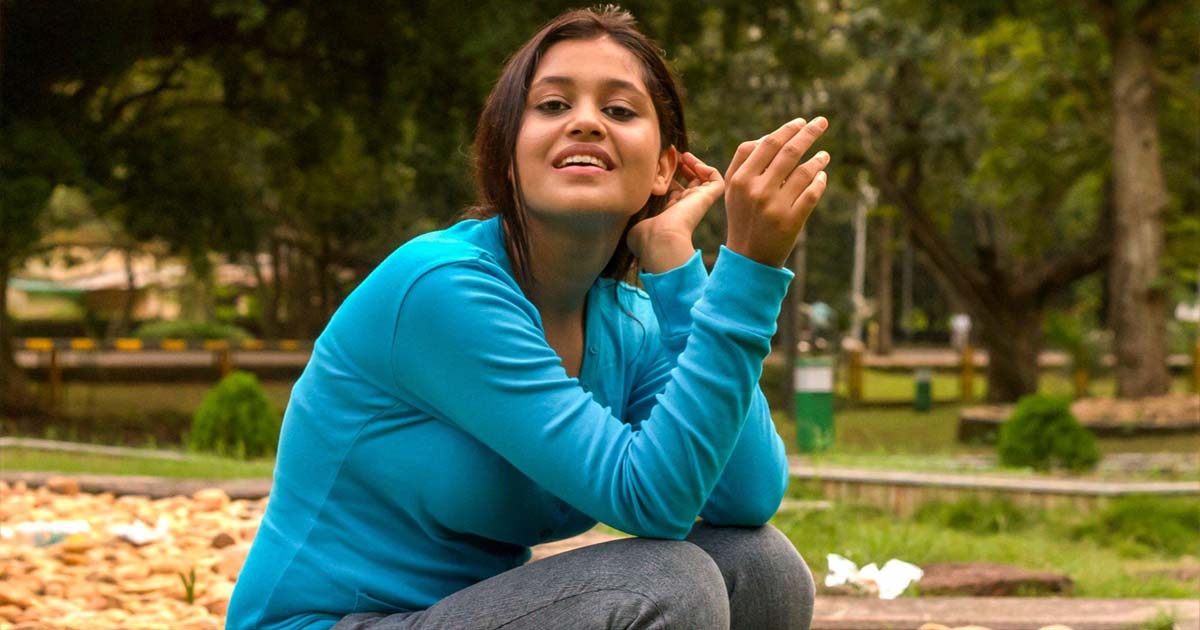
[460,5,688,290]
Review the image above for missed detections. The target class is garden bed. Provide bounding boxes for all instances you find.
[959,393,1200,443]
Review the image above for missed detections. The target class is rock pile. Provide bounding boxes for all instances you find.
[1,479,260,629]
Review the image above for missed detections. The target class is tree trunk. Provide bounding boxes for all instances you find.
[876,212,895,355]
[1109,23,1170,398]
[977,299,1043,402]
[778,234,808,420]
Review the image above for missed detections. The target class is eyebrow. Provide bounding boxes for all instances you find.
[531,75,649,98]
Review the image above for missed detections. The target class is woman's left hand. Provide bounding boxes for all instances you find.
[627,152,725,273]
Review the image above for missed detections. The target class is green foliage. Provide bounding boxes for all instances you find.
[179,567,197,604]
[913,496,1031,534]
[134,319,252,342]
[1044,310,1107,373]
[190,371,280,459]
[997,394,1099,471]
[1071,496,1200,558]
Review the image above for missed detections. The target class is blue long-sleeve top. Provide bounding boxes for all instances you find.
[226,216,793,630]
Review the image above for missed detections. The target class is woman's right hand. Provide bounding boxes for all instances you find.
[723,117,830,268]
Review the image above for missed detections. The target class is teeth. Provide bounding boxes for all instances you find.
[559,155,607,169]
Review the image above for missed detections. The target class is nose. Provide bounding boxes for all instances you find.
[568,103,605,139]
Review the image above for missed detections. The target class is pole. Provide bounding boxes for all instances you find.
[960,344,974,403]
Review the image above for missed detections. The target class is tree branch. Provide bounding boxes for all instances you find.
[101,57,188,127]
[1014,239,1111,302]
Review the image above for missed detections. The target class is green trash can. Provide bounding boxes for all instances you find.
[795,356,834,452]
[914,367,932,412]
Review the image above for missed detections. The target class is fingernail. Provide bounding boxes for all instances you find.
[813,116,828,130]
[817,151,829,161]
[816,171,827,183]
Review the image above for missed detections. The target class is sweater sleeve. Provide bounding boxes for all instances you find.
[631,250,790,526]
[390,247,791,540]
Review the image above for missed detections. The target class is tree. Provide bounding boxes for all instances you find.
[1092,0,1187,397]
[821,4,1113,400]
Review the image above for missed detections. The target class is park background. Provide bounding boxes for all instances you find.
[2,1,1199,628]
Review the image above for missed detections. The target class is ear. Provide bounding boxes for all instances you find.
[651,145,679,196]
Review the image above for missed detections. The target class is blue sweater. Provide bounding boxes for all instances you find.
[226,216,793,630]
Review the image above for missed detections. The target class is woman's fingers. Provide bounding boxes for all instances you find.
[763,117,827,188]
[730,117,807,181]
[685,152,722,184]
[779,150,831,204]
[792,170,827,218]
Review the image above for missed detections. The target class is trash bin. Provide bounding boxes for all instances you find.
[914,367,932,412]
[795,355,835,452]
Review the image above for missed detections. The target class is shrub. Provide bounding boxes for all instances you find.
[190,371,280,459]
[1072,496,1200,558]
[134,319,252,342]
[997,394,1099,472]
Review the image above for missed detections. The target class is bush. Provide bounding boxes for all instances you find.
[134,319,252,342]
[1072,496,1200,558]
[190,371,280,459]
[997,394,1099,472]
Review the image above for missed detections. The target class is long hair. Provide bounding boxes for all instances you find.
[460,6,688,291]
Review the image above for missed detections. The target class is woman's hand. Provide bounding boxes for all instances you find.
[628,152,724,273]
[724,117,830,268]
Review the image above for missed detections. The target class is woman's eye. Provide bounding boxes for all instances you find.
[605,106,636,120]
[536,100,569,113]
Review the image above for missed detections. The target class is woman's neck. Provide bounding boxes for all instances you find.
[517,214,627,325]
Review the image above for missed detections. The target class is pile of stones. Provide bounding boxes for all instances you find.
[0,478,259,629]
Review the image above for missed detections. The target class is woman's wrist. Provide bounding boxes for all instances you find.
[636,236,696,274]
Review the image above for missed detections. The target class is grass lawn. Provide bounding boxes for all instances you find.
[0,447,275,479]
[768,498,1200,599]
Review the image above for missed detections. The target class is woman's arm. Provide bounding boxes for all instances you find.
[625,254,789,526]
[390,250,791,540]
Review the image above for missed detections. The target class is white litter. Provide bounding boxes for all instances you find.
[825,553,924,599]
[110,516,170,546]
[2,520,91,543]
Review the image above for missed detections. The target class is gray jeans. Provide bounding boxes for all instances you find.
[332,522,815,630]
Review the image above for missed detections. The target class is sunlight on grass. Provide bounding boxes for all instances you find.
[0,448,275,479]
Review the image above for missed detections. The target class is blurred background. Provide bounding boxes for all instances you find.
[1,0,1199,616]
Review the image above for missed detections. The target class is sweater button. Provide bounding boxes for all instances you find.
[588,346,598,355]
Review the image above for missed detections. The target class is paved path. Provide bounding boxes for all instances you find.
[1,471,272,500]
[813,596,1199,630]
[788,458,1200,497]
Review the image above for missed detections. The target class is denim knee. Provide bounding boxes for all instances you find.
[624,538,730,629]
[688,523,815,630]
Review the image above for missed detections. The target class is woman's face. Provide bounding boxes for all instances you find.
[514,36,675,227]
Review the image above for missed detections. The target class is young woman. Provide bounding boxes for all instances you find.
[228,7,829,630]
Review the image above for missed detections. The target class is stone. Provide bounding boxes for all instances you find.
[211,532,237,549]
[0,585,33,608]
[44,476,80,496]
[0,605,23,622]
[191,488,230,512]
[919,562,1073,596]
[215,543,250,579]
